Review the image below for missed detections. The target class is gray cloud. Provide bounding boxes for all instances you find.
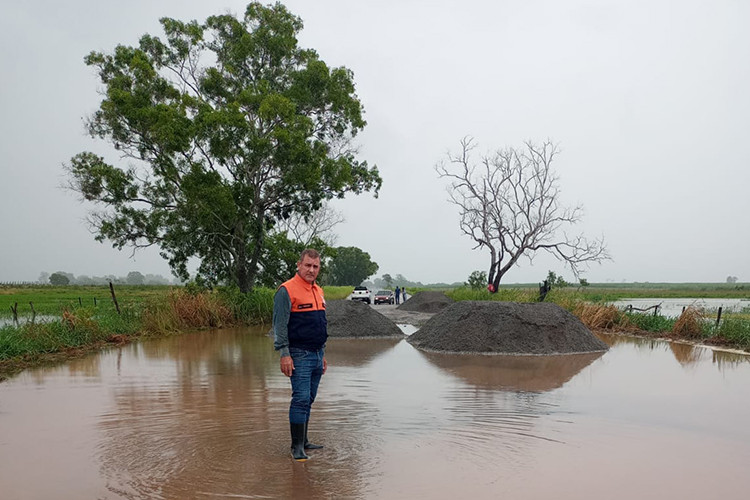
[1,0,748,284]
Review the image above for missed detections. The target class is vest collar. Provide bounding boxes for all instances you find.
[293,272,316,290]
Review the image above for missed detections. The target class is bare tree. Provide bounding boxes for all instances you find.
[275,202,345,247]
[436,137,610,292]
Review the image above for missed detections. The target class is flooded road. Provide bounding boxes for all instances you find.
[1,327,750,499]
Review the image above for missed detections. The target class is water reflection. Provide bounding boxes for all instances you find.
[325,338,402,367]
[94,327,370,499]
[2,327,750,499]
[419,350,603,392]
[669,341,701,366]
[596,331,750,370]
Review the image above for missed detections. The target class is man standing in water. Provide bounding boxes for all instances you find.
[273,248,328,461]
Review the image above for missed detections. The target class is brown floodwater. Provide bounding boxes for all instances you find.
[1,327,749,499]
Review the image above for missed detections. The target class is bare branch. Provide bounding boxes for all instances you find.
[437,138,611,290]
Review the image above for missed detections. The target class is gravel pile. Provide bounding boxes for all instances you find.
[408,301,609,354]
[397,291,454,313]
[326,300,405,338]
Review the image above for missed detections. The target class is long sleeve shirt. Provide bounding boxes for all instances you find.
[273,286,292,357]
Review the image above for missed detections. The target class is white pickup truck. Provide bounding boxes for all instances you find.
[350,286,371,304]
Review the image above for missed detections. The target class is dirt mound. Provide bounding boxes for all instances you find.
[397,291,454,313]
[407,301,609,355]
[326,300,405,338]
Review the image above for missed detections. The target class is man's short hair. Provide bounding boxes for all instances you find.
[299,248,321,262]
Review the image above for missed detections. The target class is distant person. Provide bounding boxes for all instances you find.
[402,287,407,301]
[394,286,401,305]
[273,248,328,461]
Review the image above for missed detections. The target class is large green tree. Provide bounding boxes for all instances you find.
[256,232,331,287]
[328,247,378,286]
[66,2,381,292]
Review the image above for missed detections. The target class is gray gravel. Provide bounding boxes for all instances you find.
[397,291,454,313]
[407,301,609,355]
[326,299,405,338]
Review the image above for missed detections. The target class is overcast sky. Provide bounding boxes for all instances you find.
[1,0,748,285]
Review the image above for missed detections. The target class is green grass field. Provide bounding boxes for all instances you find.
[0,284,172,318]
[446,282,749,301]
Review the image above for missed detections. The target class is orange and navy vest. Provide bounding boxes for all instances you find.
[280,273,328,350]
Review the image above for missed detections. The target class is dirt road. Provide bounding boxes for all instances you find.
[369,302,435,326]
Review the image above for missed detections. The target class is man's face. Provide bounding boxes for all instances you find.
[297,256,321,284]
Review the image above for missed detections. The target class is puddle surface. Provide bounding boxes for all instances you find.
[1,328,749,499]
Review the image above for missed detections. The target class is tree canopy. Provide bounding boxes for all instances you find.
[328,246,378,286]
[66,2,381,292]
[126,271,145,285]
[49,272,70,286]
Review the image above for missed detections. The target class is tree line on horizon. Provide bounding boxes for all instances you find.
[36,271,178,286]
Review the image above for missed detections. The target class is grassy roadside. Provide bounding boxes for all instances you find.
[0,284,354,382]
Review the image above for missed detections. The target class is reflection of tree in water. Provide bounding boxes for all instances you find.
[96,327,368,499]
[325,338,403,367]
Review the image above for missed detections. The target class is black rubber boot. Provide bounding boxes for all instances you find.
[304,421,323,450]
[290,423,309,461]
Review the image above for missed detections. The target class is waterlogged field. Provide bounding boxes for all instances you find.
[0,285,171,318]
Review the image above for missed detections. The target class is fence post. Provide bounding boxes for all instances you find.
[109,282,121,314]
[716,307,722,326]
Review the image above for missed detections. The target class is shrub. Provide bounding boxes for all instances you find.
[672,306,706,339]
[573,303,625,330]
[141,289,234,334]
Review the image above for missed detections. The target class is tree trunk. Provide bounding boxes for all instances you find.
[233,220,251,293]
[245,208,267,293]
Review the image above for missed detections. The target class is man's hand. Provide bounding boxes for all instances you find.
[280,355,294,377]
[323,357,328,374]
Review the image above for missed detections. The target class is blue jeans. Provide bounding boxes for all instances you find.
[288,347,324,424]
